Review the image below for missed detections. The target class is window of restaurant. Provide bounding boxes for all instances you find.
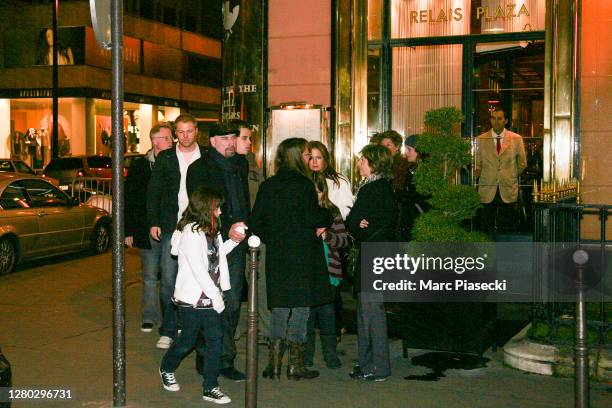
[367,0,546,232]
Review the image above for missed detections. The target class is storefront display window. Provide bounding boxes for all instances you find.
[9,98,82,169]
[3,27,85,68]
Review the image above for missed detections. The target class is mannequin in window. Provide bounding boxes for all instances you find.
[36,28,74,66]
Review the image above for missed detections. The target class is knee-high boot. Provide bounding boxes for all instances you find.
[262,339,285,380]
[287,341,319,380]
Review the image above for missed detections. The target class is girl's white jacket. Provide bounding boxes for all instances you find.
[170,224,238,313]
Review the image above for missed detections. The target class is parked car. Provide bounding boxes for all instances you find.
[42,155,113,191]
[0,173,111,275]
[0,346,10,408]
[0,158,59,186]
[123,153,145,177]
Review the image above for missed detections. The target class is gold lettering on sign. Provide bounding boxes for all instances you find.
[409,8,464,23]
[476,3,530,21]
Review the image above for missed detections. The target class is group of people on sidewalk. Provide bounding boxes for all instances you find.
[124,113,498,403]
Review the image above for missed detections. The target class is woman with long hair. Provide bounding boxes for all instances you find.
[304,172,349,369]
[307,141,353,219]
[346,143,397,382]
[36,28,74,66]
[159,186,235,404]
[249,138,334,380]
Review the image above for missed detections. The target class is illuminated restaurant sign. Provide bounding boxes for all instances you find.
[392,1,543,37]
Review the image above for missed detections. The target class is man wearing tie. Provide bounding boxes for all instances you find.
[474,108,527,235]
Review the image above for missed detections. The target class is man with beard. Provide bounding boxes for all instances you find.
[187,124,249,381]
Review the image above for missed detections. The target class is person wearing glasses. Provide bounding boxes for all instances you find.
[147,114,207,350]
[125,123,174,334]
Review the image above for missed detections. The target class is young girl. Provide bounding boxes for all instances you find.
[159,186,236,405]
[305,172,349,369]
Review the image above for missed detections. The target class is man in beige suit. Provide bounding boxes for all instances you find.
[475,108,527,234]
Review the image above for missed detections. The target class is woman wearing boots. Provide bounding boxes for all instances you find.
[304,172,349,369]
[249,138,334,380]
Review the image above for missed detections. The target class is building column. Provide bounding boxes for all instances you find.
[544,0,579,181]
[85,98,96,155]
[70,98,86,156]
[139,103,153,153]
[0,99,10,158]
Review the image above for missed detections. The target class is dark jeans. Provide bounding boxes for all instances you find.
[161,307,223,391]
[221,246,246,369]
[159,232,178,338]
[140,236,162,325]
[307,302,336,337]
[271,307,310,343]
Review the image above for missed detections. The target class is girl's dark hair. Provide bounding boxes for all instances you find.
[360,143,393,178]
[274,137,310,177]
[307,140,348,188]
[177,186,224,236]
[312,171,340,218]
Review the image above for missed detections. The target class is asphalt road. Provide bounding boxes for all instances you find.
[0,249,610,408]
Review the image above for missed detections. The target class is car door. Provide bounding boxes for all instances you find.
[0,181,43,258]
[21,179,84,254]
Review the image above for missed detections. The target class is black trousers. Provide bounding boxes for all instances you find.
[479,190,517,235]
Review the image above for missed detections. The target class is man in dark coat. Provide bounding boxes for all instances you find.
[125,123,173,333]
[186,124,249,382]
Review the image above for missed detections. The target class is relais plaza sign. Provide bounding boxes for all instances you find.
[407,2,530,24]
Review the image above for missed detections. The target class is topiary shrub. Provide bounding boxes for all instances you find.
[412,107,488,242]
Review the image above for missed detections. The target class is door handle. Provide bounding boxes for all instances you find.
[37,211,46,217]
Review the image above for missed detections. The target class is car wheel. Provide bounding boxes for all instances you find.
[0,238,16,275]
[91,222,110,254]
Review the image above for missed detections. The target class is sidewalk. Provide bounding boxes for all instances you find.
[0,250,610,408]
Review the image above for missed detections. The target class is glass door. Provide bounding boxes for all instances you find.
[472,40,545,232]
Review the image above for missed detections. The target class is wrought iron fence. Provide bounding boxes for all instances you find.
[531,200,611,347]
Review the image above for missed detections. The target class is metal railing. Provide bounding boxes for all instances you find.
[69,177,113,214]
[531,200,611,347]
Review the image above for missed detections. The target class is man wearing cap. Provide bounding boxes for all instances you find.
[187,124,249,381]
[474,108,527,235]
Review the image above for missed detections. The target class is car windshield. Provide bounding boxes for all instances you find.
[87,157,112,168]
[45,158,83,171]
[13,161,35,174]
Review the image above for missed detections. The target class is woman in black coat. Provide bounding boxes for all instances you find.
[249,138,334,381]
[346,143,397,382]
